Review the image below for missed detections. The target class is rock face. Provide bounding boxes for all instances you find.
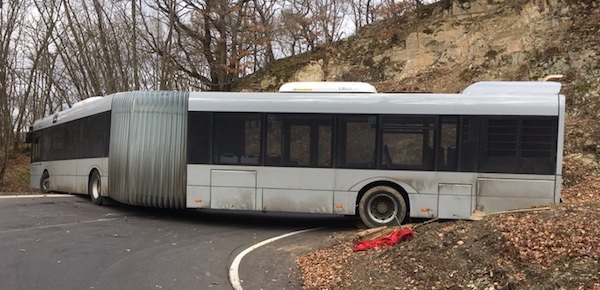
[243,0,599,99]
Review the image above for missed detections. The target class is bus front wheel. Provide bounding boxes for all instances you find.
[40,171,50,194]
[358,185,407,228]
[89,170,104,205]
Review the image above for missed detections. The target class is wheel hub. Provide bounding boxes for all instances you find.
[376,201,390,214]
[367,193,398,223]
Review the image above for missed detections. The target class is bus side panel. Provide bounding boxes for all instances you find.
[49,160,77,193]
[437,183,472,219]
[186,186,211,208]
[187,165,211,208]
[333,191,358,215]
[259,167,335,213]
[210,169,257,210]
[109,91,188,208]
[75,158,109,195]
[262,189,333,213]
[476,178,555,213]
[30,163,43,190]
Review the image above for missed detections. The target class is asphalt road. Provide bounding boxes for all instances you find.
[0,195,355,290]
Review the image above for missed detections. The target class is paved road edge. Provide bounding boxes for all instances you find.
[229,227,319,290]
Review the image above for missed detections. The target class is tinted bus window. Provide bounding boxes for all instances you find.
[213,113,262,165]
[438,116,459,171]
[79,112,111,159]
[266,114,333,167]
[380,116,435,170]
[188,112,212,164]
[337,115,377,169]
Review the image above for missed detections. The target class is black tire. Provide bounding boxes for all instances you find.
[358,185,408,228]
[40,171,50,194]
[89,170,104,205]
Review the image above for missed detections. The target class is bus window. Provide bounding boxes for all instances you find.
[213,113,262,165]
[79,112,111,159]
[31,132,41,162]
[290,125,310,165]
[266,114,333,167]
[380,116,435,170]
[337,115,377,169]
[438,116,459,171]
[188,112,212,164]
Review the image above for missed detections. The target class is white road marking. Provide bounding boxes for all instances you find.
[229,228,319,290]
[0,194,75,199]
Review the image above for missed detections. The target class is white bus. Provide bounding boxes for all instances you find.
[29,81,565,228]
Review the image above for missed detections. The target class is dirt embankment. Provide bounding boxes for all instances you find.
[297,183,600,289]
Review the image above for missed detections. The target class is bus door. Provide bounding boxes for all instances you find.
[210,113,262,210]
[262,114,335,213]
[436,116,474,219]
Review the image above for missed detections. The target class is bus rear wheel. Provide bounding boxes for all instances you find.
[358,185,407,228]
[89,170,104,205]
[40,171,50,194]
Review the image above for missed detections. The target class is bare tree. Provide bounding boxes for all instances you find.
[132,0,140,90]
[0,0,28,183]
[350,0,381,31]
[381,0,417,19]
[9,0,63,147]
[247,0,278,70]
[313,0,349,80]
[276,0,319,57]
[143,0,256,91]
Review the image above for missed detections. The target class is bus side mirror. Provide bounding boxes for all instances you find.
[25,126,33,143]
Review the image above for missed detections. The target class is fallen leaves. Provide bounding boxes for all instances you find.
[495,202,600,267]
[296,240,355,289]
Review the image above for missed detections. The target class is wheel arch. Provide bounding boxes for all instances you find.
[42,168,50,177]
[87,165,104,178]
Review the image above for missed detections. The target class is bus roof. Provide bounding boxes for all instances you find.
[32,95,113,131]
[189,81,562,116]
[32,81,563,131]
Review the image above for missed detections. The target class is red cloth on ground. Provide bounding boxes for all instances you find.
[353,228,415,252]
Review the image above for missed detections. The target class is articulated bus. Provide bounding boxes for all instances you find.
[29,81,565,228]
